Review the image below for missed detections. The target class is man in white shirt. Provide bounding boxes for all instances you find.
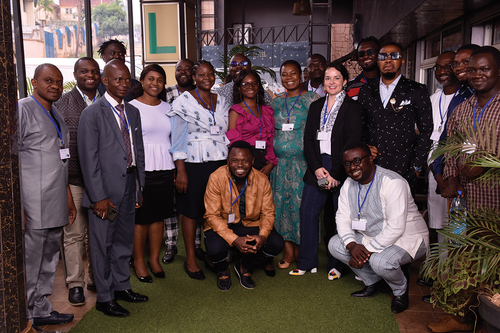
[328,142,429,313]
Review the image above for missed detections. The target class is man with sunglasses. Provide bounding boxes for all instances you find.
[358,42,433,195]
[347,36,380,100]
[217,53,271,108]
[328,142,429,314]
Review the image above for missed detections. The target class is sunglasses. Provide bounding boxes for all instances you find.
[357,48,376,58]
[432,64,453,72]
[343,154,370,168]
[230,61,249,67]
[377,52,402,61]
[241,81,259,88]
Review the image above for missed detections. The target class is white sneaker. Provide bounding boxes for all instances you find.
[289,268,317,276]
[328,268,341,280]
[355,275,363,281]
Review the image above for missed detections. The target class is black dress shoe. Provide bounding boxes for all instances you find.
[147,260,165,278]
[137,275,153,283]
[32,311,74,326]
[422,294,431,303]
[264,267,276,277]
[234,262,255,289]
[391,291,409,313]
[114,289,148,303]
[351,279,388,298]
[162,246,178,264]
[184,262,206,280]
[217,269,231,291]
[96,300,130,317]
[416,277,434,287]
[68,287,86,306]
[195,247,207,261]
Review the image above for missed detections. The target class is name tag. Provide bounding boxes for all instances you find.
[352,218,367,231]
[430,131,441,141]
[317,130,328,141]
[255,140,266,149]
[282,123,294,131]
[60,148,70,160]
[210,126,220,135]
[228,213,235,223]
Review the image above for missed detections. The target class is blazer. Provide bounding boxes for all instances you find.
[54,86,88,186]
[358,76,432,182]
[303,95,363,187]
[77,96,146,208]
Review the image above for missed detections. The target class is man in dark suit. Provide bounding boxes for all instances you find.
[77,59,147,317]
[55,57,101,307]
[358,42,433,194]
[302,54,327,97]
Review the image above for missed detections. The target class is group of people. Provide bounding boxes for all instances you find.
[17,35,500,333]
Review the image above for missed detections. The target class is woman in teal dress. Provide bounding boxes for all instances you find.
[270,60,320,269]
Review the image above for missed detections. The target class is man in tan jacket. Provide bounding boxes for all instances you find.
[204,141,284,291]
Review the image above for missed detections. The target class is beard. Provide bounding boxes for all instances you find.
[361,62,378,72]
[381,71,397,80]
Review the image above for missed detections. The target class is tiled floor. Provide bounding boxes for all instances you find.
[37,257,447,332]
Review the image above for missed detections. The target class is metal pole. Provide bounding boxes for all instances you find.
[12,0,27,98]
[223,0,228,73]
[179,0,186,59]
[85,0,92,57]
[241,0,245,46]
[196,0,202,59]
[127,0,136,79]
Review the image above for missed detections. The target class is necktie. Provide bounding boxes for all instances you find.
[116,104,132,167]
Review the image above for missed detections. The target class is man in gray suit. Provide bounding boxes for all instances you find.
[77,60,147,317]
[18,64,76,327]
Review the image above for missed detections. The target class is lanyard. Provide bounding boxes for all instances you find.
[176,85,180,96]
[284,86,303,123]
[322,95,336,130]
[195,88,216,124]
[473,95,495,130]
[361,73,367,84]
[310,81,321,93]
[229,173,248,213]
[107,101,131,133]
[438,89,459,129]
[242,100,263,138]
[31,95,64,145]
[81,91,96,104]
[357,167,376,219]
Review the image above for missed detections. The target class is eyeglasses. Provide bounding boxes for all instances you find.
[377,52,402,61]
[432,64,453,72]
[343,154,370,168]
[451,59,469,69]
[230,61,249,67]
[357,48,376,58]
[241,81,259,88]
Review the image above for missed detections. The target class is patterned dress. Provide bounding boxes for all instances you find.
[269,91,320,244]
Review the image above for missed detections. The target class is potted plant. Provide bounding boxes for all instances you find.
[422,119,500,332]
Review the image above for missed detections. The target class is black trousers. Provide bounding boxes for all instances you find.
[204,224,284,272]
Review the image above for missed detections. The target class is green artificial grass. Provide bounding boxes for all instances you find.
[70,238,400,333]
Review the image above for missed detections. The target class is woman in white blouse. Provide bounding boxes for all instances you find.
[129,65,175,282]
[168,60,229,280]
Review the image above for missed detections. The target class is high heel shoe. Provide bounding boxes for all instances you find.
[137,275,153,283]
[289,267,317,276]
[147,260,165,278]
[184,262,205,280]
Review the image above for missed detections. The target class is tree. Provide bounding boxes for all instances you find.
[92,2,128,39]
[35,0,54,20]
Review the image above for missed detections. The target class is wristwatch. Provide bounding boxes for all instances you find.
[413,165,422,173]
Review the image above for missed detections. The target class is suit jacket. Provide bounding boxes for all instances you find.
[54,86,88,186]
[77,96,145,208]
[358,76,432,184]
[303,95,363,187]
[18,97,70,229]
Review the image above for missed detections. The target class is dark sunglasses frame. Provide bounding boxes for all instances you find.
[357,48,376,58]
[241,81,260,88]
[230,61,249,67]
[377,52,402,61]
[343,154,370,168]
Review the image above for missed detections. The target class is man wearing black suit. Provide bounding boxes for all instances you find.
[358,42,433,194]
[78,60,147,317]
[302,54,327,97]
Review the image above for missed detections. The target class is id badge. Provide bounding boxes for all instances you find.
[210,126,220,135]
[59,148,70,159]
[317,130,328,141]
[282,123,294,131]
[352,218,367,231]
[255,140,266,149]
[430,130,441,141]
[228,213,235,223]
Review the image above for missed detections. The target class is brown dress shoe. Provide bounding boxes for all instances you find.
[427,316,473,333]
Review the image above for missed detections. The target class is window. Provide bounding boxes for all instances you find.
[425,35,440,59]
[424,25,463,59]
[492,17,500,45]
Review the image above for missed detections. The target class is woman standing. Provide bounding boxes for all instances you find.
[227,69,277,177]
[290,62,362,279]
[168,60,229,279]
[269,60,320,269]
[129,64,175,282]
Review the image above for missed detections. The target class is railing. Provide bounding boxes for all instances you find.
[200,23,310,46]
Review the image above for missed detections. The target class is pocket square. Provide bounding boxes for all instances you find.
[399,99,411,106]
